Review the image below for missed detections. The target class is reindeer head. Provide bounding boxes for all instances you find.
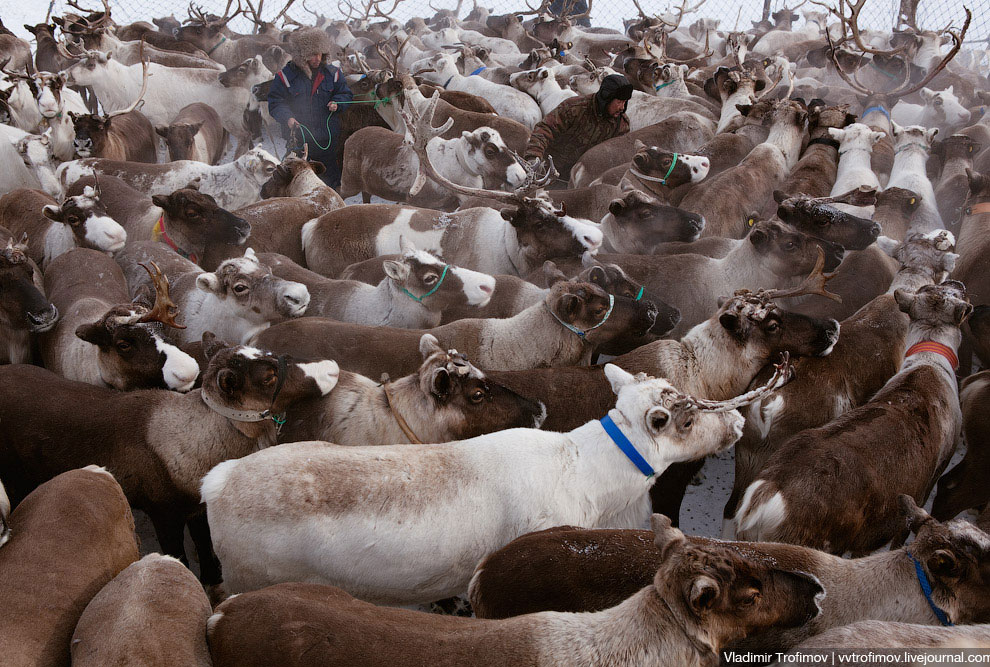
[651,514,823,650]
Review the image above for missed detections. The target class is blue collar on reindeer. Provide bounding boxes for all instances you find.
[907,552,954,627]
[600,414,655,478]
[862,105,891,123]
[469,66,486,76]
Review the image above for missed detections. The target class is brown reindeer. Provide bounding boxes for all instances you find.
[0,467,139,667]
[469,497,990,654]
[0,340,340,584]
[932,370,990,521]
[70,554,213,666]
[725,230,959,534]
[206,515,824,667]
[0,234,58,365]
[735,280,971,555]
[681,98,809,239]
[155,102,228,165]
[252,278,659,378]
[39,250,199,391]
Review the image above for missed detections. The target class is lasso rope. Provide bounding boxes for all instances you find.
[292,96,392,151]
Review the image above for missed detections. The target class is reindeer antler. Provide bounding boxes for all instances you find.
[761,246,842,302]
[682,352,793,412]
[107,42,150,118]
[400,90,557,202]
[138,261,186,329]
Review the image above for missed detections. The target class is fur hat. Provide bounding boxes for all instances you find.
[286,27,334,79]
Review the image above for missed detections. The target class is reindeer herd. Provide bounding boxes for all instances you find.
[0,0,989,663]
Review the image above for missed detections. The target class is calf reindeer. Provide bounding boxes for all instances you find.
[40,251,198,391]
[0,236,58,364]
[120,247,310,347]
[155,102,228,165]
[0,186,126,270]
[725,230,959,535]
[280,333,546,445]
[340,124,526,209]
[205,516,823,667]
[0,341,339,582]
[735,280,971,555]
[266,238,494,328]
[470,497,990,654]
[932,370,990,521]
[70,554,213,667]
[253,278,659,378]
[202,363,790,603]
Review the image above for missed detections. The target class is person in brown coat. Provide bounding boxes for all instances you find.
[524,74,633,184]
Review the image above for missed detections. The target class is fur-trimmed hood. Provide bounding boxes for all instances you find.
[286,27,334,79]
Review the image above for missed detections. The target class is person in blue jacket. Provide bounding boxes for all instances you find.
[268,27,353,188]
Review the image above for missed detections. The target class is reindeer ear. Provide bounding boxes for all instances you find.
[382,259,410,282]
[418,333,443,359]
[893,288,915,313]
[688,576,721,615]
[75,322,110,346]
[196,273,223,294]
[608,198,627,216]
[651,513,686,559]
[202,332,227,359]
[542,260,569,286]
[155,125,169,137]
[431,367,452,398]
[151,194,170,209]
[603,363,636,396]
[42,205,63,222]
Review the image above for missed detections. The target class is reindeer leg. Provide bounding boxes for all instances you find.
[649,458,706,527]
[149,509,190,566]
[187,509,223,586]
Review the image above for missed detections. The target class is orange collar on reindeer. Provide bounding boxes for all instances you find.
[152,214,199,265]
[905,341,958,370]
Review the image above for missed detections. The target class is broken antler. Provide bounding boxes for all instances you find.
[138,261,186,329]
[683,352,793,412]
[761,246,842,302]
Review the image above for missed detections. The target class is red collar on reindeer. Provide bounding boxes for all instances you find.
[152,214,199,265]
[905,341,958,370]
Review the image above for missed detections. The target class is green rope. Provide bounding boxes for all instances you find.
[293,96,392,151]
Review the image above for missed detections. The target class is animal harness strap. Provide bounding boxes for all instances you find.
[152,214,199,264]
[206,36,227,56]
[545,293,614,341]
[200,355,289,423]
[905,341,959,370]
[600,414,655,478]
[469,66,486,76]
[862,105,891,123]
[907,552,955,626]
[381,374,423,444]
[401,265,449,302]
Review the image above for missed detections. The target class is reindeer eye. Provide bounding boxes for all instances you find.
[423,274,438,285]
[785,241,798,251]
[470,389,485,403]
[67,215,80,225]
[766,321,780,332]
[233,283,249,294]
[116,340,132,351]
[186,208,199,218]
[682,418,693,429]
[262,371,277,386]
